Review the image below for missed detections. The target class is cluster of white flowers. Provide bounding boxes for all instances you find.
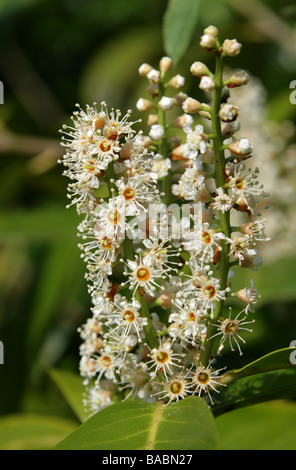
[59,26,270,414]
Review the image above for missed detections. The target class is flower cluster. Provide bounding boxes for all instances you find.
[59,26,270,415]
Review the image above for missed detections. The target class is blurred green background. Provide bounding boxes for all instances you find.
[0,0,296,449]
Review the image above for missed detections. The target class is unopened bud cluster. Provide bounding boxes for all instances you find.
[59,26,269,414]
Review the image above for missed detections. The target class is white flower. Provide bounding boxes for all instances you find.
[147,339,183,380]
[182,221,229,262]
[116,176,157,216]
[103,296,147,342]
[228,163,269,211]
[189,364,226,404]
[150,154,171,179]
[169,297,207,345]
[209,308,255,355]
[83,385,112,415]
[121,253,165,296]
[211,187,233,213]
[183,124,207,159]
[153,372,191,404]
[172,167,205,201]
[93,196,127,239]
[229,234,258,266]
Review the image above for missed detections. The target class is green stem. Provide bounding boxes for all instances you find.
[157,81,173,207]
[199,52,231,367]
[105,161,117,197]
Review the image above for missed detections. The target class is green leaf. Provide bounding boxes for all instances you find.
[56,396,222,450]
[163,0,202,64]
[213,368,296,417]
[216,401,296,450]
[212,348,296,417]
[225,347,296,381]
[0,414,78,450]
[49,369,88,423]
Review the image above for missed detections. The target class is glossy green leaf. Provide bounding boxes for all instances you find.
[0,414,78,450]
[212,347,296,417]
[214,368,296,416]
[56,396,222,450]
[163,0,202,64]
[212,348,296,416]
[225,347,296,381]
[216,401,296,450]
[49,369,88,423]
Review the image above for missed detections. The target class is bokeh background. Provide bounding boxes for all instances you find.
[0,0,296,449]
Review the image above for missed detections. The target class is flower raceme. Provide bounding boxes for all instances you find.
[59,26,270,415]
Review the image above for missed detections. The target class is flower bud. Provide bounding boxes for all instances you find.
[171,144,186,160]
[234,196,252,216]
[227,71,249,88]
[200,33,217,51]
[147,114,158,126]
[134,368,148,387]
[168,135,181,149]
[221,122,238,138]
[202,148,214,164]
[158,96,174,111]
[136,98,153,112]
[174,113,194,128]
[146,82,159,97]
[173,92,188,106]
[147,69,161,83]
[219,104,239,122]
[199,76,216,92]
[229,138,252,156]
[240,254,262,269]
[204,25,219,37]
[168,74,185,89]
[93,116,105,130]
[149,124,165,140]
[198,110,211,120]
[120,143,133,160]
[156,293,174,308]
[138,63,153,77]
[159,56,173,72]
[190,61,211,77]
[222,39,242,57]
[182,97,201,114]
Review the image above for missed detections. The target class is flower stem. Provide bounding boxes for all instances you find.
[199,52,231,367]
[105,161,117,197]
[157,81,173,206]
